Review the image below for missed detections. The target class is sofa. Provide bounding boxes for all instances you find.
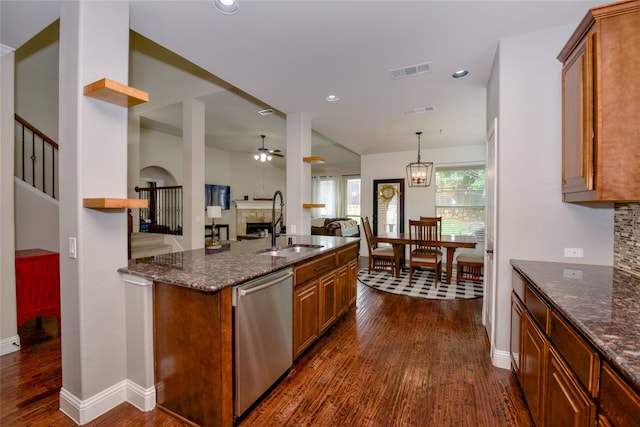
[310,218,360,237]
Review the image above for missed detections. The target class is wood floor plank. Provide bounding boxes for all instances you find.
[1,261,533,426]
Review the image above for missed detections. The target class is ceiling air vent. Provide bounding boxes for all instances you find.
[405,106,436,115]
[390,62,431,80]
[258,109,274,116]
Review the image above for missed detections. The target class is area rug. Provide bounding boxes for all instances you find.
[357,268,483,300]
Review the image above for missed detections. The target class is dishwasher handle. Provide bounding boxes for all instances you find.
[238,271,293,297]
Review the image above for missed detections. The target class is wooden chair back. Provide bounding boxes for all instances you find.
[408,219,442,286]
[419,216,442,240]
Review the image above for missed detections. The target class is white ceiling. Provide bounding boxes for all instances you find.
[2,0,602,170]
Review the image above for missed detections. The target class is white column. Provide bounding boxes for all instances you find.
[182,98,205,249]
[58,1,131,423]
[286,112,312,235]
[127,114,141,231]
[0,50,19,356]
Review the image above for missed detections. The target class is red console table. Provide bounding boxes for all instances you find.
[15,249,60,331]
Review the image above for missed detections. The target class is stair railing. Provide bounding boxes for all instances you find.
[15,114,59,199]
[135,185,183,236]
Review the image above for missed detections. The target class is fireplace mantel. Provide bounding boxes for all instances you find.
[234,200,273,210]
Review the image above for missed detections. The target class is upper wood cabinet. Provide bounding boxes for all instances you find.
[558,0,640,202]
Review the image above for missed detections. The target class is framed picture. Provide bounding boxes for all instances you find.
[205,184,231,210]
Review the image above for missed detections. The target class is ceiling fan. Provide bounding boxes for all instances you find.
[254,134,283,162]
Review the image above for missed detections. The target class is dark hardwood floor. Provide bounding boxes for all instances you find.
[1,260,533,426]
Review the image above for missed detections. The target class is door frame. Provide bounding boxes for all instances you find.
[372,178,405,236]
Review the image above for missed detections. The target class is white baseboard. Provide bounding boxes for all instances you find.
[0,334,20,356]
[60,380,155,424]
[126,380,156,412]
[491,348,511,370]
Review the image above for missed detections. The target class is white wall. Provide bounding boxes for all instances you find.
[14,21,59,141]
[1,51,19,354]
[488,25,614,366]
[139,128,183,182]
[14,179,60,252]
[361,144,486,257]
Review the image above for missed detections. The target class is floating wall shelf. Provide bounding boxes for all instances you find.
[83,78,149,107]
[302,156,326,164]
[302,203,326,208]
[83,198,149,210]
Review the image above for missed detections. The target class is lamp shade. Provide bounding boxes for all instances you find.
[207,206,222,219]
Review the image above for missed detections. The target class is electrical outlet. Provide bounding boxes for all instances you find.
[564,248,583,258]
[291,225,296,234]
[563,268,583,279]
[69,237,77,259]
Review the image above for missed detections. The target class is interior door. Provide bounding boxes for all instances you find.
[372,179,405,237]
[484,118,498,354]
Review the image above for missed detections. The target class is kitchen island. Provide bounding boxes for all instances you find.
[119,234,359,427]
[510,259,640,426]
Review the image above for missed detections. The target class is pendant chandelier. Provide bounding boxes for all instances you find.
[406,131,433,187]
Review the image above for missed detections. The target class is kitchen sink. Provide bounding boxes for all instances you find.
[257,244,324,257]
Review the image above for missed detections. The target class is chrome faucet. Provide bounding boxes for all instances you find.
[271,190,284,248]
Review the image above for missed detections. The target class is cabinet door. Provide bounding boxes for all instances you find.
[598,362,640,427]
[521,312,547,425]
[336,266,349,316]
[561,32,594,197]
[511,292,524,377]
[319,273,337,333]
[347,259,358,307]
[544,347,595,427]
[293,280,319,358]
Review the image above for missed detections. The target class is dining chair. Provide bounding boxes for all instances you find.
[408,219,442,287]
[361,216,396,277]
[419,216,442,240]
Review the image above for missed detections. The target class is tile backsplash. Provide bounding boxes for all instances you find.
[614,202,640,276]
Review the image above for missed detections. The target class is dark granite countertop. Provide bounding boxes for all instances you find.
[511,259,640,391]
[119,234,359,293]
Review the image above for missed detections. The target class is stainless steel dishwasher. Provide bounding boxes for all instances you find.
[232,268,293,418]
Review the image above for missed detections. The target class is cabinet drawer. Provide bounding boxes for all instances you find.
[525,284,549,333]
[294,253,337,285]
[512,270,526,301]
[599,362,640,427]
[337,244,358,265]
[549,311,600,397]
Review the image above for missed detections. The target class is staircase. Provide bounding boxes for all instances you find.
[130,233,173,259]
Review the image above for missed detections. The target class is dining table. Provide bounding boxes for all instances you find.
[376,232,477,284]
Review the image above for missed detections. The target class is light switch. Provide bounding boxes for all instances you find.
[69,237,77,259]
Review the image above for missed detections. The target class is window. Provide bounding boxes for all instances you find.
[344,176,361,223]
[435,165,485,239]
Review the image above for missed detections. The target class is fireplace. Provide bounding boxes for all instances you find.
[246,222,272,234]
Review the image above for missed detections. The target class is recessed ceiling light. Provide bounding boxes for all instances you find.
[213,0,239,15]
[452,69,469,78]
[326,94,340,102]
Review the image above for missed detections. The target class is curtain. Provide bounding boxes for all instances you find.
[311,175,345,218]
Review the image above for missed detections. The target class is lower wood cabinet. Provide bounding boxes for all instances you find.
[521,311,547,425]
[293,280,320,356]
[512,268,640,427]
[545,346,595,427]
[293,243,358,359]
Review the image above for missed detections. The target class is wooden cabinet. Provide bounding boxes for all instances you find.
[319,273,337,333]
[293,280,320,356]
[544,347,596,427]
[512,266,640,426]
[558,1,640,202]
[510,292,524,376]
[521,311,548,425]
[599,362,640,427]
[293,243,358,359]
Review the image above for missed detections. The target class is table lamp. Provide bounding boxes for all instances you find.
[206,206,222,247]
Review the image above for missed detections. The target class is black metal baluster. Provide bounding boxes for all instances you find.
[31,131,36,187]
[42,138,46,194]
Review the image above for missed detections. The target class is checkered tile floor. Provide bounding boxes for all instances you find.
[357,268,483,300]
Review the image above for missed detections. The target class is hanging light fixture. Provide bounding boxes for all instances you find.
[406,131,433,187]
[254,135,273,162]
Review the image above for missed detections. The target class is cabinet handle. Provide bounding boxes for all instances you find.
[314,264,329,271]
[486,249,494,254]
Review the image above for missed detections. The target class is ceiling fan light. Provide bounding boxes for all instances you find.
[213,0,240,15]
[254,154,260,161]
